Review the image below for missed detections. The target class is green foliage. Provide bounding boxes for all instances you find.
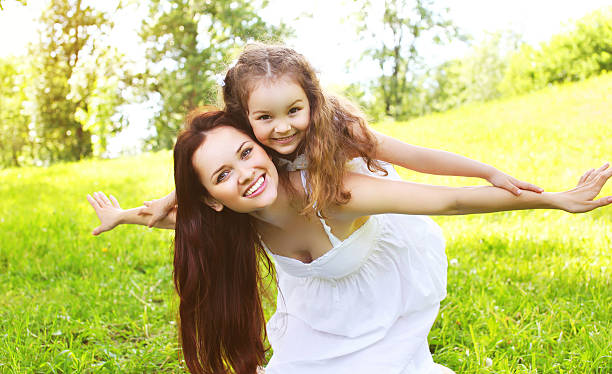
[139,0,291,150]
[1,73,610,372]
[500,7,612,96]
[355,0,460,120]
[29,0,126,163]
[426,31,521,113]
[0,0,27,11]
[0,58,31,167]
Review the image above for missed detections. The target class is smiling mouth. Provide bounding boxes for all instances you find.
[272,133,297,144]
[244,174,266,197]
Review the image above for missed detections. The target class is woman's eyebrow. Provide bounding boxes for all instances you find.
[235,141,249,156]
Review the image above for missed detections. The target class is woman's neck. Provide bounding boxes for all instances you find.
[248,181,295,229]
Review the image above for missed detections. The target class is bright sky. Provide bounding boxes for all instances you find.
[1,0,609,154]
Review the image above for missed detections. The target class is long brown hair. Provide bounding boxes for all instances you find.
[222,43,386,216]
[173,108,274,374]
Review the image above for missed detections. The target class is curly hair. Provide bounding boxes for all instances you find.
[222,43,386,216]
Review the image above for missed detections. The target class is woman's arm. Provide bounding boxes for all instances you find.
[87,192,175,235]
[335,163,612,219]
[371,129,543,195]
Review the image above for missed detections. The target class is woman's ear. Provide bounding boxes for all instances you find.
[203,196,224,212]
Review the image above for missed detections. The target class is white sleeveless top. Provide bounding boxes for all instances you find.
[263,159,448,374]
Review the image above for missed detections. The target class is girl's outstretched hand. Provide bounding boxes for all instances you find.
[139,191,176,228]
[87,191,124,236]
[487,169,544,196]
[558,162,612,213]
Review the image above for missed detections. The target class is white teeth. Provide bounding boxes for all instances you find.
[245,175,265,196]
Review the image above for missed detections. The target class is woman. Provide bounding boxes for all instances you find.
[88,109,611,374]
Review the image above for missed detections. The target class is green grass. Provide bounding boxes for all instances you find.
[1,73,611,372]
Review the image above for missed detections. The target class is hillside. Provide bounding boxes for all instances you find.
[1,74,610,372]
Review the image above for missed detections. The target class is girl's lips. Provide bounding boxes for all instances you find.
[272,133,297,144]
[244,174,267,198]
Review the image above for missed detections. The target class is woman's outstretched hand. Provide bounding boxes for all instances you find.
[558,162,612,213]
[487,169,544,196]
[139,190,176,228]
[87,191,123,236]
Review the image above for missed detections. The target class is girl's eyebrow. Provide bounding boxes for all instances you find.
[210,141,249,180]
[288,99,302,107]
[251,99,303,115]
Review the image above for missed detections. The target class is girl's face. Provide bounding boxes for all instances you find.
[246,75,310,156]
[192,126,279,213]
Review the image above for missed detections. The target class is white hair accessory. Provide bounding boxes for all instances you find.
[214,73,225,87]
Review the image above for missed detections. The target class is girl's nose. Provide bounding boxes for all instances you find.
[274,120,292,134]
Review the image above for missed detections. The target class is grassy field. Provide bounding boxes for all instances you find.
[1,73,611,373]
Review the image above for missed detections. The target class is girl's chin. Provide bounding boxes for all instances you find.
[272,145,297,154]
[270,143,299,156]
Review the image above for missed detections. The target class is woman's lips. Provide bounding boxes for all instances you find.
[244,174,267,197]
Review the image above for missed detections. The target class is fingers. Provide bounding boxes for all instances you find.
[593,196,612,209]
[86,194,100,209]
[579,168,595,185]
[138,205,153,216]
[109,194,121,209]
[94,192,106,207]
[499,182,521,196]
[99,191,112,206]
[594,164,612,186]
[147,215,159,228]
[513,179,544,194]
[92,192,106,207]
[595,162,610,174]
[137,207,154,218]
[92,226,102,236]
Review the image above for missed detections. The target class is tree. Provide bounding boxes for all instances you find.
[30,0,126,162]
[355,0,460,119]
[425,31,522,113]
[500,7,612,96]
[0,0,27,11]
[139,0,290,150]
[0,58,31,167]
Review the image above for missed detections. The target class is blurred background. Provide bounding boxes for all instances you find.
[0,0,610,167]
[1,1,611,372]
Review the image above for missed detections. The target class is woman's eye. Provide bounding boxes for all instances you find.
[289,107,300,114]
[257,114,271,120]
[216,170,229,183]
[241,147,252,159]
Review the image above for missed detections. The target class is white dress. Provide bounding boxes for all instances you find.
[263,160,448,374]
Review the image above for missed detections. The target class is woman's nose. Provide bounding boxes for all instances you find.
[238,167,255,185]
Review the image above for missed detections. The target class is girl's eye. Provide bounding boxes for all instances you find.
[241,147,252,159]
[216,170,229,183]
[289,107,300,114]
[257,114,271,120]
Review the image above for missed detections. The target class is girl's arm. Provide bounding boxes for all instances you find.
[371,129,543,195]
[335,163,612,219]
[87,192,175,235]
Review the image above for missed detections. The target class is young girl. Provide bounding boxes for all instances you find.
[88,109,612,374]
[142,44,542,226]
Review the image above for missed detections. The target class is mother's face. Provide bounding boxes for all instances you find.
[192,126,279,213]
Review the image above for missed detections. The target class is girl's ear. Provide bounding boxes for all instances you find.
[203,196,224,212]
